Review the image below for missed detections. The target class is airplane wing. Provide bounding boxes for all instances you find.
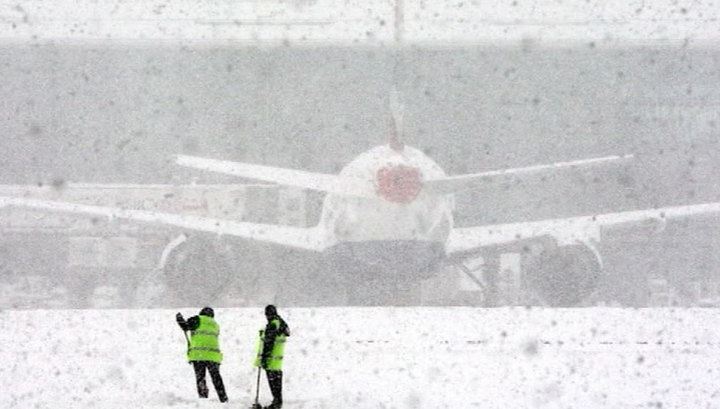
[424,154,634,196]
[0,196,330,251]
[446,201,720,254]
[176,155,376,198]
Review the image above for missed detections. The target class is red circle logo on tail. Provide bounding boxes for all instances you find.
[376,165,422,203]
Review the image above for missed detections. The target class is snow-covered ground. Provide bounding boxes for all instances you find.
[1,307,719,408]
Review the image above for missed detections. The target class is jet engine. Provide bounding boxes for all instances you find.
[156,233,242,305]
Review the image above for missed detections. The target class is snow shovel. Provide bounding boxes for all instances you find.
[176,312,191,351]
[251,366,262,409]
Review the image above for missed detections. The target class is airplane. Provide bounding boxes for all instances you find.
[2,117,720,306]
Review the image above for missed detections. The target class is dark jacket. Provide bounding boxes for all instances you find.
[177,315,201,332]
[177,307,215,332]
[261,315,290,364]
[177,312,212,332]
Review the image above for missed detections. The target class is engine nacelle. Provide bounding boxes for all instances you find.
[157,234,241,305]
[522,241,603,306]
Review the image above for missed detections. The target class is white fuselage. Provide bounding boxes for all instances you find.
[318,145,455,248]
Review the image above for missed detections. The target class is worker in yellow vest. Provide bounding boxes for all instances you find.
[254,305,290,409]
[176,307,228,403]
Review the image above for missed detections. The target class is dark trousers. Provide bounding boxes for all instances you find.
[192,361,228,402]
[265,369,283,403]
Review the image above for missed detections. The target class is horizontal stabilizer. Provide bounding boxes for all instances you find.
[176,155,375,198]
[425,154,633,196]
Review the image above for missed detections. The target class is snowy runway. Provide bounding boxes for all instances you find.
[2,307,719,408]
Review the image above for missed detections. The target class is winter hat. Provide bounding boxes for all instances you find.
[199,306,215,317]
[264,305,277,317]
